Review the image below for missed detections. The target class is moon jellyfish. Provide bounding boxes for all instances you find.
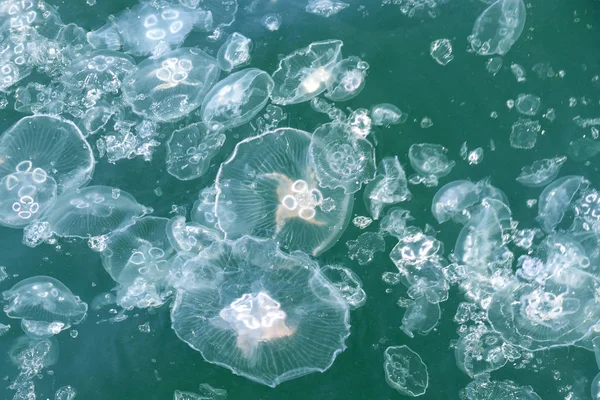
[370,103,407,126]
[537,176,588,233]
[270,39,343,105]
[402,259,449,304]
[461,378,542,400]
[510,118,541,150]
[515,93,541,116]
[431,180,480,224]
[409,143,455,184]
[261,13,281,31]
[217,32,252,71]
[321,264,366,309]
[592,337,600,399]
[43,186,148,239]
[201,68,274,130]
[0,115,95,194]
[400,297,441,338]
[455,328,507,378]
[166,122,226,181]
[364,156,411,220]
[516,156,566,187]
[430,38,454,66]
[166,216,222,253]
[346,232,386,265]
[170,236,350,387]
[468,0,526,56]
[122,47,220,122]
[3,276,87,338]
[383,345,428,397]
[309,122,376,194]
[191,185,219,230]
[324,56,369,102]
[306,0,349,17]
[215,128,353,256]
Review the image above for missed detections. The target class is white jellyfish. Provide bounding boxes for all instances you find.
[346,232,386,265]
[305,0,349,17]
[122,47,220,122]
[364,156,411,220]
[509,118,540,150]
[42,186,148,239]
[321,264,366,309]
[400,297,441,338]
[166,122,226,181]
[217,32,252,71]
[215,128,353,256]
[170,236,350,387]
[191,185,219,230]
[270,39,343,105]
[515,93,541,116]
[409,143,455,184]
[431,180,480,224]
[516,156,566,187]
[370,103,407,126]
[537,176,588,233]
[201,68,274,130]
[0,115,95,194]
[324,56,369,102]
[383,345,429,397]
[461,378,542,400]
[468,0,526,56]
[166,216,222,253]
[455,327,507,378]
[3,276,87,338]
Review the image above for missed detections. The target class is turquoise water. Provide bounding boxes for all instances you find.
[1,0,600,399]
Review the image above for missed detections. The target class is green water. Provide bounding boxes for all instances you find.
[1,0,600,399]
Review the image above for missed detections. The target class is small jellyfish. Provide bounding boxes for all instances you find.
[191,185,219,230]
[516,156,566,187]
[370,103,407,126]
[431,180,480,224]
[217,32,252,71]
[510,118,541,149]
[400,297,441,338]
[455,328,507,378]
[321,264,366,309]
[515,93,541,116]
[3,276,87,338]
[346,232,386,265]
[402,259,449,304]
[309,122,376,194]
[170,236,350,387]
[305,0,349,17]
[389,227,443,268]
[468,0,526,56]
[324,56,369,102]
[215,128,353,256]
[166,216,222,253]
[461,378,542,400]
[43,186,148,239]
[383,345,429,397]
[261,13,281,31]
[364,156,412,220]
[122,47,220,122]
[409,143,455,184]
[201,68,274,130]
[166,122,226,181]
[537,176,588,233]
[430,38,454,65]
[270,39,343,105]
[380,208,413,238]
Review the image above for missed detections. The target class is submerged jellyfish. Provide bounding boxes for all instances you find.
[431,180,480,224]
[364,156,411,220]
[166,122,226,181]
[370,103,407,126]
[43,186,148,239]
[325,56,369,102]
[409,143,455,183]
[321,264,366,309]
[516,156,566,187]
[201,68,274,130]
[309,122,376,194]
[170,236,350,387]
[383,345,429,397]
[455,328,507,378]
[306,0,349,17]
[537,176,588,233]
[0,115,95,194]
[346,232,386,265]
[3,276,87,338]
[166,216,222,253]
[468,0,526,56]
[461,378,542,400]
[217,32,252,71]
[215,128,353,256]
[401,297,441,338]
[270,39,343,105]
[122,47,220,122]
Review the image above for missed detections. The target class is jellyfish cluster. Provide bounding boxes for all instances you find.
[0,0,597,398]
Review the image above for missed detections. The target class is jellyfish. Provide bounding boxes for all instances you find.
[3,276,87,338]
[430,38,454,66]
[201,68,274,130]
[510,118,540,150]
[455,327,507,378]
[468,0,526,56]
[461,378,541,400]
[261,13,281,31]
[305,0,349,18]
[400,297,441,338]
[431,180,480,224]
[346,232,386,265]
[383,345,429,397]
[537,175,588,233]
[166,122,226,181]
[324,56,369,102]
[409,143,455,184]
[215,128,353,256]
[321,264,366,309]
[0,0,63,39]
[122,47,220,122]
[178,0,237,29]
[364,156,411,220]
[191,185,219,230]
[166,216,222,253]
[270,39,343,105]
[42,186,148,239]
[402,259,449,304]
[370,103,407,126]
[380,208,413,238]
[0,115,95,194]
[217,32,251,71]
[389,227,443,268]
[170,236,350,387]
[515,93,541,116]
[516,156,566,188]
[309,122,376,194]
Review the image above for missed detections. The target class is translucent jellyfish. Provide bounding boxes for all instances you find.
[383,345,429,397]
[516,156,566,187]
[0,0,63,38]
[170,236,350,387]
[364,156,411,220]
[3,276,87,338]
[166,122,226,181]
[401,297,441,338]
[515,93,541,116]
[173,383,226,400]
[43,186,148,239]
[430,38,454,66]
[409,143,455,183]
[380,208,413,238]
[324,56,369,102]
[270,39,343,105]
[0,115,95,194]
[537,176,588,233]
[346,232,386,265]
[468,0,526,56]
[431,180,480,224]
[201,68,274,130]
[122,47,220,122]
[321,264,366,309]
[191,185,219,230]
[389,227,443,268]
[215,128,353,256]
[593,337,600,399]
[455,328,507,378]
[370,103,407,126]
[309,122,376,194]
[261,13,281,31]
[178,0,237,29]
[217,32,251,71]
[166,216,222,253]
[87,2,213,57]
[306,0,349,17]
[461,378,542,400]
[510,118,540,150]
[402,259,449,304]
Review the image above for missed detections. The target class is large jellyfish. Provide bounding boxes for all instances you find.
[3,276,88,338]
[516,156,566,188]
[383,345,429,397]
[468,0,526,56]
[170,236,350,387]
[215,128,353,256]
[122,47,220,122]
[270,39,343,105]
[431,180,480,224]
[201,68,274,130]
[217,32,252,71]
[537,176,588,233]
